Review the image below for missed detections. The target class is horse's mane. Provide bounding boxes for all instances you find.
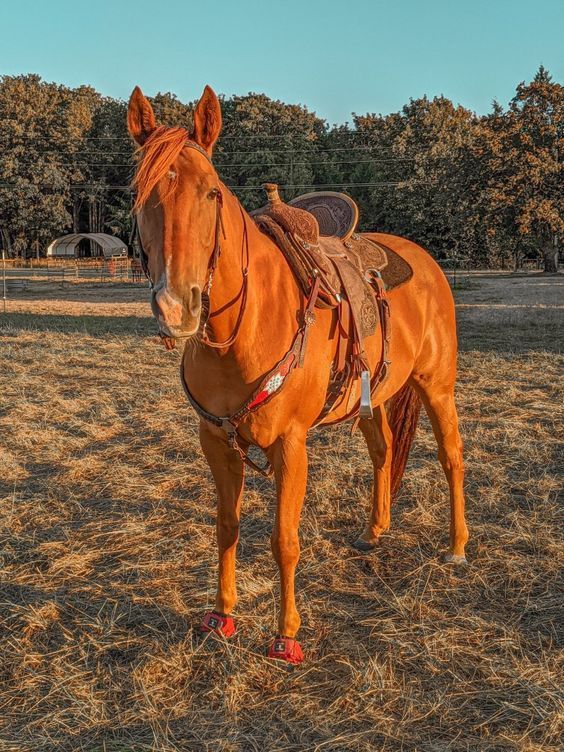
[132,125,189,210]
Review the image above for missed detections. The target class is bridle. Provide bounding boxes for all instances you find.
[132,139,249,348]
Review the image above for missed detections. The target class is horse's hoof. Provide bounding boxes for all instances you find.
[443,553,468,565]
[352,537,378,552]
[199,611,236,639]
[267,636,304,666]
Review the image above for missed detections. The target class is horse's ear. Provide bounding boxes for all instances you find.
[191,85,222,154]
[127,86,157,145]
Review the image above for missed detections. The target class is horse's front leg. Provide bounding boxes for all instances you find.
[198,421,245,638]
[266,429,308,665]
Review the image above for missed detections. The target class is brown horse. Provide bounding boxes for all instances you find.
[127,85,469,665]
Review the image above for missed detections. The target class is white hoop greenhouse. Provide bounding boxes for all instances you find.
[46,233,127,258]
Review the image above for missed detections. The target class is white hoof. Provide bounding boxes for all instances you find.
[443,552,468,565]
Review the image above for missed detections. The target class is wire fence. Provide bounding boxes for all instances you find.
[0,253,547,316]
[1,257,146,299]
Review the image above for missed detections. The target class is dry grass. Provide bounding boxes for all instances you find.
[0,274,562,751]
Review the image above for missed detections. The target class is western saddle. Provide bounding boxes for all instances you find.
[252,184,400,422]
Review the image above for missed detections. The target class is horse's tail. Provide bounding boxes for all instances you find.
[388,383,421,498]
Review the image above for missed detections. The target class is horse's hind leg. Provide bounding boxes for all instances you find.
[353,404,392,550]
[411,379,469,563]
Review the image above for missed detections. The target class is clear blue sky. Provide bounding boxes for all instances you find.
[1,0,562,124]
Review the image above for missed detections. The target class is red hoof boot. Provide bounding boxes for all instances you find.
[267,636,304,665]
[199,611,236,638]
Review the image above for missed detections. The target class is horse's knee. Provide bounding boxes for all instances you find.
[271,529,300,566]
[217,518,239,549]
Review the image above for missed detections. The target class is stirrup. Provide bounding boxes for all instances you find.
[359,370,373,419]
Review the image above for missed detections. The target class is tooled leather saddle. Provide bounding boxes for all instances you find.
[251,184,412,422]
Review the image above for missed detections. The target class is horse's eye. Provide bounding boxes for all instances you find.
[208,188,220,199]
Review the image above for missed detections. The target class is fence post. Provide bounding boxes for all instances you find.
[2,248,6,314]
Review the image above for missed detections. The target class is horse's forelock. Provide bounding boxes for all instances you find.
[133,125,189,210]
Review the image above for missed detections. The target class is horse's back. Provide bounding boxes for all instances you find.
[363,231,455,319]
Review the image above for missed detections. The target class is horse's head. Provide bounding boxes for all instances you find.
[128,85,222,338]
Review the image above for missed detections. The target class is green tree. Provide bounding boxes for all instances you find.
[483,67,563,272]
[0,71,561,270]
[346,111,413,233]
[0,75,94,257]
[389,96,480,262]
[77,95,132,248]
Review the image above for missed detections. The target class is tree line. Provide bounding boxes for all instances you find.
[0,67,561,270]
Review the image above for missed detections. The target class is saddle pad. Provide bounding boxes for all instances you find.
[377,242,413,291]
[289,191,359,241]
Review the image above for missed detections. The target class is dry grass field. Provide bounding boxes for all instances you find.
[1,273,562,751]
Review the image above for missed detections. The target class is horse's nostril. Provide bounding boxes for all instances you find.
[188,285,202,318]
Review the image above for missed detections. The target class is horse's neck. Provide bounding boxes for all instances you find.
[203,186,300,371]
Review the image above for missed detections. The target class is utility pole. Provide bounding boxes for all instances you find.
[2,246,6,314]
[289,146,294,196]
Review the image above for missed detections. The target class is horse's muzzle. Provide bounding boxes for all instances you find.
[152,284,201,337]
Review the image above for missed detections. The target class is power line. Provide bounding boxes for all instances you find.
[3,145,421,157]
[0,158,415,170]
[0,181,406,191]
[4,131,387,143]
[229,182,405,191]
